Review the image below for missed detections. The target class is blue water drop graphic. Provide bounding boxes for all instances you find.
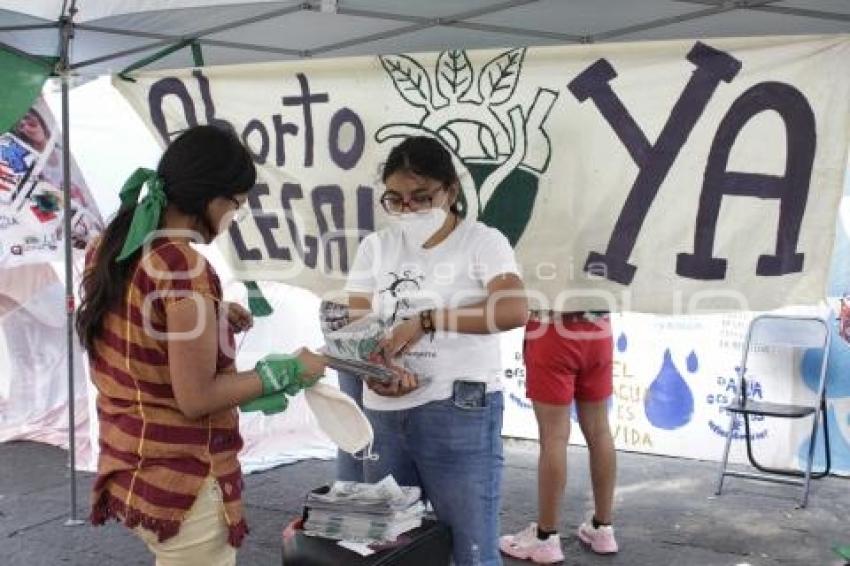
[617,332,628,353]
[644,349,694,430]
[686,350,699,373]
[797,404,850,472]
[800,315,850,398]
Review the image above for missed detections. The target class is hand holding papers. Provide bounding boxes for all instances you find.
[320,310,419,395]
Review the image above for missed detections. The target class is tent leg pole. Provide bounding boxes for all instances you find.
[61,71,82,527]
[59,7,83,528]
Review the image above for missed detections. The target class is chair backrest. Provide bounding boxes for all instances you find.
[740,314,832,402]
[747,315,829,350]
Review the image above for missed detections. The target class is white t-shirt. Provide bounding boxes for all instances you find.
[345,218,520,410]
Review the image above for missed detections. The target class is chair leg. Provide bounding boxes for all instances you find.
[715,410,736,495]
[800,408,823,508]
[821,397,831,477]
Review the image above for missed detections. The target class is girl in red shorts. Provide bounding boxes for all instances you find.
[500,311,618,563]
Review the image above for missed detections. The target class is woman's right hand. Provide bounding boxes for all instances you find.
[296,348,327,384]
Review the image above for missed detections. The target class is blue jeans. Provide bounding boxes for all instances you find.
[336,370,366,482]
[365,392,504,566]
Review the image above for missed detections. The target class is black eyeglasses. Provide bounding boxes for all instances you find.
[379,185,446,215]
[227,196,250,223]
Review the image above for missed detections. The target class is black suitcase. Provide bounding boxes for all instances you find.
[281,518,452,566]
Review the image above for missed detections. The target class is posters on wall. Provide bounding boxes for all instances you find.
[0,97,103,267]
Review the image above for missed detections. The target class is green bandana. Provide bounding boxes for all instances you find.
[244,280,274,317]
[116,168,168,262]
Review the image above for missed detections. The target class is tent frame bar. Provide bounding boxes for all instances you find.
[75,24,304,57]
[593,4,737,42]
[70,2,307,69]
[748,5,850,22]
[309,21,434,57]
[0,39,52,66]
[676,0,850,23]
[0,23,59,32]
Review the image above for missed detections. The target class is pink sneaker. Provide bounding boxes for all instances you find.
[499,523,564,564]
[577,518,618,554]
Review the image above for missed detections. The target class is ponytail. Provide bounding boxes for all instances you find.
[75,205,138,351]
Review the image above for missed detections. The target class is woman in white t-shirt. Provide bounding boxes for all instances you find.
[346,136,528,566]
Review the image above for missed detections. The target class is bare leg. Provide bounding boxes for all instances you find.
[533,401,572,532]
[576,399,616,524]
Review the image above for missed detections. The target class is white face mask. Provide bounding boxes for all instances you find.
[390,208,448,248]
[304,382,377,460]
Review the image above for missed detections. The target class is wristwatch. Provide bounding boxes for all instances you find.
[419,309,436,338]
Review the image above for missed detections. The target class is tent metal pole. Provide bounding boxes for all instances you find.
[58,2,83,528]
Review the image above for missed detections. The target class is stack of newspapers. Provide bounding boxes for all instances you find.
[303,476,425,543]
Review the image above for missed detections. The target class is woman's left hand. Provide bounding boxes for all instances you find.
[378,317,425,359]
[224,301,253,333]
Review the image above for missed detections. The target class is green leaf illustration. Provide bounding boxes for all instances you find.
[379,54,434,110]
[436,50,473,102]
[478,48,526,106]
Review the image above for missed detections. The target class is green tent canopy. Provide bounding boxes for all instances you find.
[0,47,54,134]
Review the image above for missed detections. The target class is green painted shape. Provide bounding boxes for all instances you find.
[466,161,538,247]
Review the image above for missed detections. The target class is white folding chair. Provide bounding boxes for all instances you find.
[715,314,831,508]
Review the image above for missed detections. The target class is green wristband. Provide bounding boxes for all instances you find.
[255,354,306,396]
[239,393,288,415]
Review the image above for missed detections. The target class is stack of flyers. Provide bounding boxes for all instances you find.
[303,476,425,543]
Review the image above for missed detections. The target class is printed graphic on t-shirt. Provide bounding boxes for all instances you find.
[380,269,424,324]
[378,267,440,382]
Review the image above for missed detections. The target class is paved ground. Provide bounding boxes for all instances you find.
[1,439,848,565]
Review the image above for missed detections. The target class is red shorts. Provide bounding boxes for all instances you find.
[524,314,614,405]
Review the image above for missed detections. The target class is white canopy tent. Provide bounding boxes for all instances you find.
[1,1,849,78]
[1,0,848,524]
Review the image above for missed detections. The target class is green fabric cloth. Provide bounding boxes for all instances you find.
[834,544,850,561]
[239,393,288,415]
[0,48,53,135]
[116,167,168,262]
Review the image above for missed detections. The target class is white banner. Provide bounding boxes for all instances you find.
[115,35,850,313]
[0,97,104,267]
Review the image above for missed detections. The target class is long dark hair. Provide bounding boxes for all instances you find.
[382,136,464,216]
[76,125,256,350]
